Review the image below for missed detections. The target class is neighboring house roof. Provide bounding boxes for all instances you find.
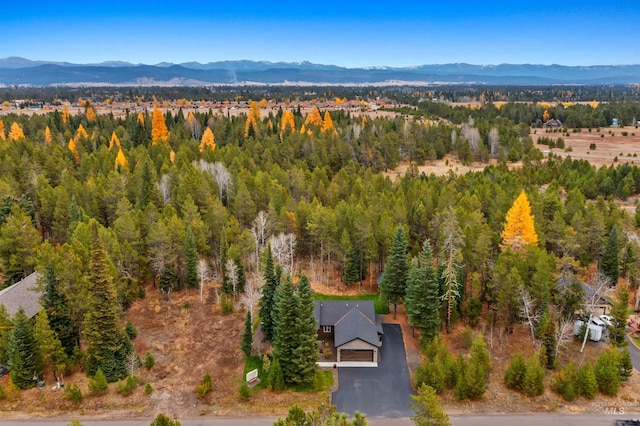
[0,272,42,318]
[314,300,383,347]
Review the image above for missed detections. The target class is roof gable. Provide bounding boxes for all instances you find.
[0,272,42,318]
[334,308,381,347]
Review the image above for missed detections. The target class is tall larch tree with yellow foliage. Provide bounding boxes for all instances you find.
[304,106,323,128]
[8,122,25,141]
[44,126,52,144]
[86,106,96,122]
[68,139,79,163]
[108,132,121,151]
[321,111,334,133]
[199,127,215,152]
[75,124,89,141]
[280,110,295,136]
[114,149,128,171]
[245,112,259,138]
[137,112,145,126]
[0,120,6,140]
[62,104,70,124]
[500,190,538,251]
[151,107,169,145]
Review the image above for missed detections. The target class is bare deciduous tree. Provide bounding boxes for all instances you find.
[226,258,238,296]
[489,127,500,158]
[519,286,541,349]
[554,316,574,358]
[197,258,213,303]
[239,282,260,318]
[158,174,171,206]
[250,211,272,274]
[269,232,297,273]
[199,160,231,204]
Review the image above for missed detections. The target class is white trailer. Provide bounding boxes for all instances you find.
[574,320,603,342]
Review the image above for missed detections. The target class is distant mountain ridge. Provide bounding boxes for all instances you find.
[0,57,639,86]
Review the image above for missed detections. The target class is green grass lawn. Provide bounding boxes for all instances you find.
[313,293,389,314]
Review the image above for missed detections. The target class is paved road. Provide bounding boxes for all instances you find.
[331,323,415,418]
[0,413,635,426]
[626,333,640,371]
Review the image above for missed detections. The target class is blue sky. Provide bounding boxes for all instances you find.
[3,1,640,67]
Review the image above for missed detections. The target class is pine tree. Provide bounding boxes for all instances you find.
[234,257,246,294]
[7,308,42,388]
[610,285,629,347]
[380,226,408,319]
[0,305,12,365]
[269,357,285,391]
[273,276,298,382]
[554,361,577,401]
[83,221,130,381]
[594,348,621,396]
[469,333,491,375]
[259,247,278,342]
[500,190,538,250]
[151,107,169,145]
[34,307,67,375]
[292,274,318,384]
[41,263,79,356]
[405,240,440,340]
[523,356,545,396]
[576,363,597,399]
[541,312,557,368]
[410,384,451,426]
[620,348,633,382]
[504,354,527,392]
[241,311,252,357]
[600,226,619,285]
[184,227,198,289]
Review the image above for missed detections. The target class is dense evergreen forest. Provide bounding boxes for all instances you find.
[2,88,640,391]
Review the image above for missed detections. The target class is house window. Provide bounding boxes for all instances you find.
[323,325,332,333]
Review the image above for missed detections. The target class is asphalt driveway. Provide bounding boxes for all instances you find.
[332,323,415,418]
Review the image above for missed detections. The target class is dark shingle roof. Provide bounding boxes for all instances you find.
[0,272,41,318]
[313,300,383,347]
[334,308,381,347]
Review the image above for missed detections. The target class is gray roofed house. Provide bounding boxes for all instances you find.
[0,272,42,318]
[314,300,383,366]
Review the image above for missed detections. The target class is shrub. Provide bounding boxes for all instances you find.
[268,358,285,391]
[469,333,491,374]
[461,327,473,350]
[116,375,138,397]
[556,137,565,149]
[125,321,137,339]
[414,360,445,394]
[594,349,620,396]
[64,383,83,404]
[68,420,84,426]
[622,131,628,136]
[465,360,486,400]
[523,356,545,396]
[220,295,234,314]
[504,354,527,391]
[239,381,250,401]
[151,413,181,426]
[88,368,108,396]
[144,352,155,370]
[621,348,633,382]
[144,383,153,395]
[589,143,596,150]
[195,373,213,398]
[576,363,597,399]
[554,362,577,401]
[453,355,468,400]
